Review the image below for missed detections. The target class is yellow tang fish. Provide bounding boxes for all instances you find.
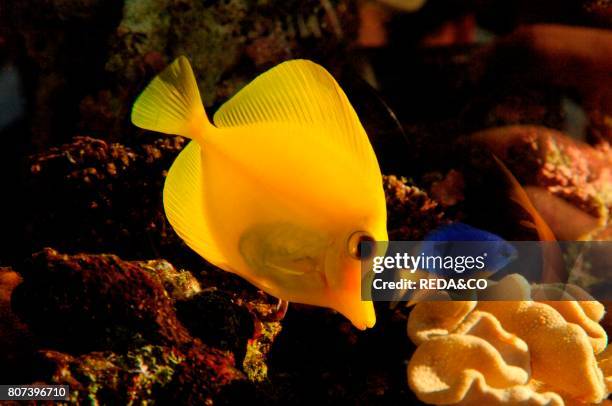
[131,57,388,330]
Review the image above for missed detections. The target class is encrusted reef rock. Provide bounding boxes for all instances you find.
[100,0,358,143]
[384,174,451,240]
[36,343,245,405]
[8,248,273,403]
[12,248,192,353]
[406,274,611,405]
[137,258,201,301]
[0,268,34,383]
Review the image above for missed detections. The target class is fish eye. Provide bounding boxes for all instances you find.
[348,231,376,260]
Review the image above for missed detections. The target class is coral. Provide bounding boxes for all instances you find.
[477,301,606,403]
[597,344,612,393]
[407,301,477,345]
[531,290,607,354]
[407,274,610,405]
[490,25,612,109]
[408,333,557,406]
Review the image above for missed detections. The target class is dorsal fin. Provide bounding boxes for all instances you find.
[163,141,227,268]
[212,59,381,180]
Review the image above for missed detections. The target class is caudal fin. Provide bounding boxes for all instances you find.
[131,56,208,140]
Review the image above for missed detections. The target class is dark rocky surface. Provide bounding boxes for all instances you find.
[3,0,612,404]
[7,160,449,403]
[12,248,193,353]
[26,136,188,261]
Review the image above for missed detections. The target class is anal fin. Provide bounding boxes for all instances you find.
[163,141,227,267]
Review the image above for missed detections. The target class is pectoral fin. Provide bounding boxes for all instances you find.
[239,223,330,293]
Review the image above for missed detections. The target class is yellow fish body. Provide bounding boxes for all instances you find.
[131,57,388,329]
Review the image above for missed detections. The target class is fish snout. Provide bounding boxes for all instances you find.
[335,294,376,330]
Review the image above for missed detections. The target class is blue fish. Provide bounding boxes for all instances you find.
[419,223,517,278]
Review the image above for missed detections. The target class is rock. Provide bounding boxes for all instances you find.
[174,287,284,384]
[427,169,465,208]
[99,0,358,142]
[0,268,34,383]
[383,175,450,240]
[176,290,254,364]
[27,136,192,261]
[494,24,612,108]
[262,302,421,405]
[4,0,125,147]
[588,109,612,148]
[12,248,192,353]
[157,342,246,405]
[8,248,270,402]
[584,0,612,26]
[469,125,612,227]
[137,259,201,301]
[8,0,358,147]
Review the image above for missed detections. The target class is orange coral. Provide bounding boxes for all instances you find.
[406,274,610,405]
